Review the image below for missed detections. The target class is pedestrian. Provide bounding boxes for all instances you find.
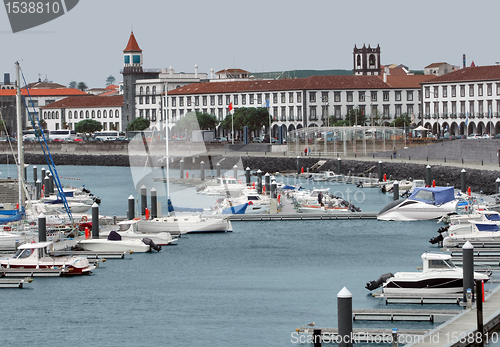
[317,191,323,206]
[304,147,307,156]
[393,147,396,159]
[308,147,311,156]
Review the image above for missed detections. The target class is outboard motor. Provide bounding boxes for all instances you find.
[196,185,207,192]
[437,225,450,234]
[365,273,394,291]
[82,188,90,194]
[142,237,161,252]
[381,185,387,194]
[429,233,444,245]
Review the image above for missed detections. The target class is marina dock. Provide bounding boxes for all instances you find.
[0,277,32,289]
[295,327,429,342]
[372,292,464,305]
[227,211,377,221]
[352,309,461,322]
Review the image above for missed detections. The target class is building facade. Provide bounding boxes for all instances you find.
[353,44,381,76]
[420,65,500,136]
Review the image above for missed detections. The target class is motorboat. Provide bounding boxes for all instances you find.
[298,205,350,213]
[377,186,458,221]
[366,252,489,294]
[138,214,232,234]
[99,219,177,246]
[442,222,500,248]
[199,177,247,196]
[77,230,154,253]
[0,241,95,275]
[212,190,271,215]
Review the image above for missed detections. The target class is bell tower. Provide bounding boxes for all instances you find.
[123,31,143,73]
[353,44,381,75]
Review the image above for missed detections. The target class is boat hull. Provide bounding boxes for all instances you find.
[78,239,150,253]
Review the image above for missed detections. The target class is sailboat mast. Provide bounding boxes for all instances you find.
[165,84,170,202]
[15,61,25,209]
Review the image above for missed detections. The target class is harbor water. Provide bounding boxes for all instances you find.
[0,164,494,346]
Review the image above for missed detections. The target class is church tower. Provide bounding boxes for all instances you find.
[353,44,381,75]
[121,31,158,130]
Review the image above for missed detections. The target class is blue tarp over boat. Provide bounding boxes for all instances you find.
[222,203,248,215]
[0,207,25,224]
[409,186,455,205]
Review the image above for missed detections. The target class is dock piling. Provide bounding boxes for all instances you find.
[461,169,467,193]
[43,176,49,197]
[33,165,37,185]
[216,162,221,178]
[41,168,46,183]
[127,195,134,220]
[92,202,99,239]
[476,280,484,346]
[200,161,205,181]
[426,165,432,186]
[233,165,238,180]
[463,241,475,302]
[35,179,41,200]
[337,157,342,175]
[393,181,399,201]
[313,329,322,347]
[297,156,301,175]
[48,172,54,194]
[495,178,500,194]
[271,179,277,199]
[180,158,184,179]
[140,185,147,216]
[245,167,251,186]
[265,173,270,195]
[337,287,353,347]
[257,170,263,194]
[378,161,383,182]
[38,213,46,242]
[151,188,157,219]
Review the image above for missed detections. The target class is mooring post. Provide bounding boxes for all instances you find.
[245,167,251,186]
[496,178,500,194]
[179,158,184,179]
[216,162,221,178]
[35,179,41,200]
[378,161,383,182]
[393,181,399,201]
[41,168,46,183]
[151,188,157,219]
[48,172,54,194]
[391,328,398,347]
[476,280,484,347]
[257,169,263,194]
[44,175,50,197]
[337,287,353,347]
[271,179,277,198]
[461,169,467,193]
[463,241,475,302]
[33,165,37,185]
[297,156,301,175]
[127,195,135,220]
[141,185,147,216]
[426,165,432,186]
[92,202,99,239]
[233,165,238,180]
[337,157,342,175]
[313,328,322,347]
[200,161,205,181]
[264,173,270,195]
[38,213,46,242]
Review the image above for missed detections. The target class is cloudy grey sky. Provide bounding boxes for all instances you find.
[1,0,498,88]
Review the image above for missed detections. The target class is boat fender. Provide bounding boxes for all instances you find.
[278,195,281,203]
[81,216,88,222]
[142,238,161,252]
[365,273,394,291]
[248,201,253,205]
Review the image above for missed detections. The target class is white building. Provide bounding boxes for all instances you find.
[40,95,123,131]
[165,74,432,138]
[420,64,500,136]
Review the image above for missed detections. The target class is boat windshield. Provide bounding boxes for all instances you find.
[485,214,500,221]
[413,190,434,203]
[429,259,456,269]
[119,224,129,231]
[13,248,33,259]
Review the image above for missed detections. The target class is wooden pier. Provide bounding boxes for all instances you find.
[0,277,32,288]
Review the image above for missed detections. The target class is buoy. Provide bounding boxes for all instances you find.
[383,174,387,182]
[85,227,90,239]
[432,180,436,187]
[81,215,88,222]
[186,172,189,178]
[301,167,304,173]
[468,187,471,196]
[278,195,281,203]
[248,201,253,205]
[145,208,150,220]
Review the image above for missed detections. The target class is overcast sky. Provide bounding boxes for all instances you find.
[1,0,498,88]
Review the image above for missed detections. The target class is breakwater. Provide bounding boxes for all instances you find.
[1,152,498,195]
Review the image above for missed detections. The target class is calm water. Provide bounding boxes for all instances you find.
[0,164,493,346]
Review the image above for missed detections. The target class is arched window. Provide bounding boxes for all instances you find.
[68,111,72,119]
[92,110,95,118]
[97,110,101,118]
[152,86,156,94]
[86,111,89,118]
[140,86,143,95]
[51,111,55,119]
[103,110,107,118]
[56,111,59,119]
[43,111,47,119]
[146,86,150,95]
[356,55,361,67]
[369,54,376,66]
[80,111,84,118]
[115,110,119,118]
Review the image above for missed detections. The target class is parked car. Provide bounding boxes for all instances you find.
[467,134,480,139]
[494,134,500,139]
[482,134,492,139]
[214,137,228,142]
[253,137,264,143]
[73,137,84,142]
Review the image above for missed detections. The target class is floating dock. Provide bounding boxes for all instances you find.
[372,292,464,305]
[295,327,428,342]
[352,309,461,322]
[0,277,32,288]
[50,250,130,259]
[227,212,377,221]
[0,267,70,277]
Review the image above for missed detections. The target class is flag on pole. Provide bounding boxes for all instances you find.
[228,102,233,113]
[465,112,469,126]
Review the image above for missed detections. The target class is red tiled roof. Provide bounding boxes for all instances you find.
[106,84,118,89]
[425,62,448,69]
[0,88,88,96]
[168,75,395,95]
[215,68,250,74]
[99,90,119,96]
[387,68,408,76]
[421,65,500,84]
[41,95,123,109]
[124,31,142,52]
[383,75,436,88]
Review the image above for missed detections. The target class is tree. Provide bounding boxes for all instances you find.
[346,108,366,126]
[77,82,88,92]
[68,81,77,89]
[390,113,412,127]
[75,119,102,138]
[220,107,271,136]
[171,111,218,137]
[105,75,116,86]
[127,117,150,132]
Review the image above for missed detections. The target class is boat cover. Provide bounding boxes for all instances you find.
[0,207,25,224]
[475,223,500,232]
[485,214,500,221]
[108,230,122,241]
[409,187,455,205]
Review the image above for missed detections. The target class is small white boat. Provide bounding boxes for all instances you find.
[199,177,247,196]
[100,220,177,246]
[377,187,458,221]
[442,222,500,248]
[366,252,489,294]
[138,214,232,234]
[78,235,152,253]
[0,241,95,275]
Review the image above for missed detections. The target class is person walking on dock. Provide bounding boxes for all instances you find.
[393,147,397,159]
[304,147,308,156]
[317,191,323,206]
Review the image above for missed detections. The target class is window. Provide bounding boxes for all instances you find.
[103,110,107,118]
[226,95,231,105]
[370,91,377,102]
[296,92,302,103]
[309,106,317,120]
[289,92,294,103]
[140,86,143,95]
[115,110,119,118]
[346,91,353,102]
[469,84,474,97]
[139,109,143,117]
[433,86,438,98]
[273,107,278,120]
[145,96,149,104]
[203,96,207,106]
[442,86,447,98]
[242,94,246,105]
[152,86,156,95]
[179,97,184,107]
[407,104,414,116]
[257,94,262,104]
[186,96,191,107]
[460,101,465,115]
[152,109,156,121]
[359,91,365,102]
[250,94,255,104]
[487,84,492,96]
[210,96,215,106]
[383,91,389,101]
[139,96,143,104]
[443,102,448,115]
[309,92,316,103]
[97,110,101,118]
[322,105,329,119]
[91,110,95,118]
[334,92,341,102]
[469,102,474,116]
[451,101,457,115]
[334,106,341,117]
[281,92,286,103]
[460,85,465,97]
[407,91,413,101]
[451,86,456,97]
[80,111,83,119]
[395,104,402,117]
[383,105,389,117]
[289,106,294,121]
[425,87,430,98]
[297,106,302,119]
[68,111,72,119]
[218,108,223,120]
[281,106,286,121]
[151,96,155,104]
[322,92,329,103]
[194,96,199,106]
[218,95,223,105]
[171,97,176,107]
[478,84,483,96]
[273,93,278,103]
[395,91,401,101]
